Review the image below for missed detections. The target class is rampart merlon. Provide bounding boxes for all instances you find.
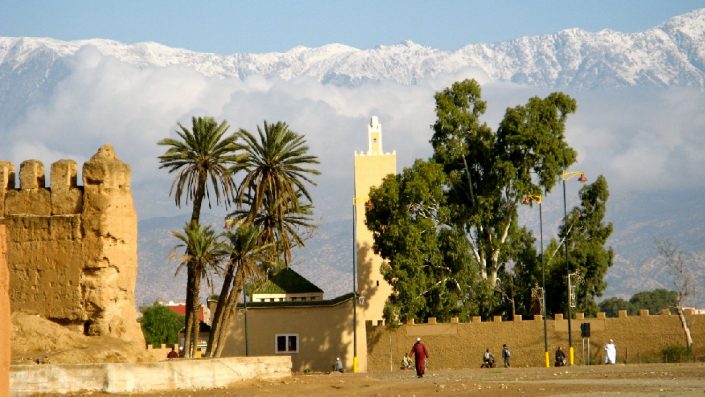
[0,144,143,344]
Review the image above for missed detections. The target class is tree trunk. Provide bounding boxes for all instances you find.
[677,306,694,351]
[206,260,236,357]
[214,268,245,357]
[183,265,195,358]
[192,270,202,357]
[183,174,206,358]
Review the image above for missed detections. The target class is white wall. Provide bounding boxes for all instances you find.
[10,356,290,396]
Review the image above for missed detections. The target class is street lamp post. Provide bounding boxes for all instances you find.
[523,194,548,367]
[561,171,587,365]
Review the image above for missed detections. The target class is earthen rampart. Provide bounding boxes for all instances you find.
[367,311,704,370]
[0,145,143,344]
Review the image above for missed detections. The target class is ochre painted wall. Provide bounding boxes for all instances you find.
[222,298,367,372]
[367,313,705,371]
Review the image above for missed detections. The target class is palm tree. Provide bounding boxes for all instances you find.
[171,222,226,358]
[233,120,320,264]
[158,116,240,224]
[228,191,316,263]
[158,116,240,357]
[207,222,273,357]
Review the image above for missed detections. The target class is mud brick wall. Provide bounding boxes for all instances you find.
[0,145,143,344]
[367,312,704,370]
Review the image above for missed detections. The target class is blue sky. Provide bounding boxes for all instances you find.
[1,1,703,54]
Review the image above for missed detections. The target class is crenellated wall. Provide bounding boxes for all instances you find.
[366,311,705,370]
[0,145,143,344]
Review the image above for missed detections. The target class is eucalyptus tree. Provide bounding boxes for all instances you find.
[431,79,577,288]
[367,159,481,323]
[233,120,320,265]
[158,116,240,357]
[367,79,579,319]
[545,175,614,317]
[171,222,227,358]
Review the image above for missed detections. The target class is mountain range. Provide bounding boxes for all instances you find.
[1,8,704,309]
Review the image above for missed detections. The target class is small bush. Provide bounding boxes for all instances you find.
[661,344,692,363]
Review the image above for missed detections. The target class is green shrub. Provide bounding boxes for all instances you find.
[661,344,692,363]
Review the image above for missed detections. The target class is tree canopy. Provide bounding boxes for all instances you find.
[545,175,614,317]
[366,79,595,322]
[140,303,184,348]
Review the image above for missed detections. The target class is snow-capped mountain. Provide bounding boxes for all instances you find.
[2,8,705,307]
[1,8,704,89]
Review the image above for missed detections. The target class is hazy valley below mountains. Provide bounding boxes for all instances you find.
[1,8,704,310]
[137,186,705,309]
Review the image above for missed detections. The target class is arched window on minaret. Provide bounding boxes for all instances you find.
[367,116,383,155]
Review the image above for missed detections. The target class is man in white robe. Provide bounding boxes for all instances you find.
[604,339,616,364]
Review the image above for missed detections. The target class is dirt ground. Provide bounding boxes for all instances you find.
[34,362,705,397]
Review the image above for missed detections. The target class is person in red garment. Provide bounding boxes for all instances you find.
[408,337,429,378]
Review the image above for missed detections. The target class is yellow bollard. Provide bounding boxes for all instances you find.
[353,356,358,373]
[569,347,574,365]
[545,351,550,368]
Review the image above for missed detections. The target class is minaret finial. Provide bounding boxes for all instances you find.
[367,116,383,155]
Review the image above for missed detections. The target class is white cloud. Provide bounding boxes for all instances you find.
[3,50,704,221]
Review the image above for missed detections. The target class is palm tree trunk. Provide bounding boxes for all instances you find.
[191,175,207,224]
[183,266,196,358]
[214,268,245,357]
[192,270,202,357]
[184,176,207,358]
[206,260,236,357]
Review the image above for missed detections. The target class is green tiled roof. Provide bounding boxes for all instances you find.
[239,293,354,308]
[253,267,323,294]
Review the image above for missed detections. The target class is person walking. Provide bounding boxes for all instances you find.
[502,344,511,367]
[408,337,429,378]
[604,339,616,364]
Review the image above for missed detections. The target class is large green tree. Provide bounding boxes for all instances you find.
[140,303,184,348]
[367,79,579,320]
[367,160,481,323]
[598,297,632,317]
[158,116,240,357]
[545,175,614,316]
[431,79,577,287]
[629,288,678,315]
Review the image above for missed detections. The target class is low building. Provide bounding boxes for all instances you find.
[222,292,359,372]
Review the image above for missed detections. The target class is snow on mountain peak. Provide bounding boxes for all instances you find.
[1,9,704,88]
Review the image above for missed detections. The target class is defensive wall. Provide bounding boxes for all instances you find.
[0,144,143,343]
[9,356,291,396]
[1,224,9,397]
[366,311,705,371]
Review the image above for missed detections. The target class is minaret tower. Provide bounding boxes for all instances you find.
[353,116,396,326]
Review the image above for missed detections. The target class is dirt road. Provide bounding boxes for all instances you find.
[38,362,705,396]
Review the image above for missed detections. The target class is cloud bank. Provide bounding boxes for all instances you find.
[2,47,704,223]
